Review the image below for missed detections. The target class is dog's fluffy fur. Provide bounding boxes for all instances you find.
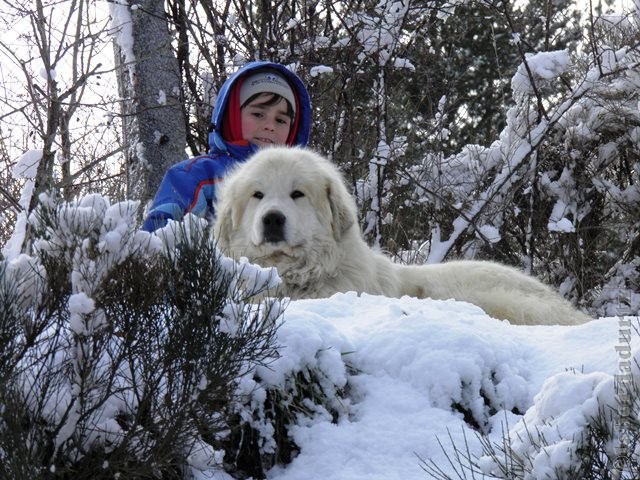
[213,147,590,326]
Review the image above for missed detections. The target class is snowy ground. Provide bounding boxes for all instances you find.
[241,293,638,480]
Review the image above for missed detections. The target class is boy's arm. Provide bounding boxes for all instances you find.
[141,158,222,232]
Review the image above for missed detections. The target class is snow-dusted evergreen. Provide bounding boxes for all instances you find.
[0,195,290,478]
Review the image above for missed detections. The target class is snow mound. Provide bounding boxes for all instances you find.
[261,294,639,480]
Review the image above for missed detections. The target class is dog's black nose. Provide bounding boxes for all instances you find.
[262,211,286,243]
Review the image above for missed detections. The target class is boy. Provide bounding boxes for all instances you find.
[142,61,311,231]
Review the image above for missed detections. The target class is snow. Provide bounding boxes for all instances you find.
[490,369,619,477]
[512,50,570,94]
[3,253,47,309]
[393,57,416,71]
[478,224,501,243]
[309,65,334,77]
[548,217,575,233]
[108,0,135,64]
[12,149,43,179]
[257,293,638,479]
[2,149,43,259]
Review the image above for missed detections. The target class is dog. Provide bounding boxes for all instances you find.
[213,146,591,326]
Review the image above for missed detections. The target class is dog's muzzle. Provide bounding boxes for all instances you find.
[262,210,286,243]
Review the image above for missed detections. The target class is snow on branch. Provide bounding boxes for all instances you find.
[424,41,640,264]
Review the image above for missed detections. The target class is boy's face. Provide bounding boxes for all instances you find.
[241,93,292,147]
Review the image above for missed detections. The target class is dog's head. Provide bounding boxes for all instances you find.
[213,147,357,260]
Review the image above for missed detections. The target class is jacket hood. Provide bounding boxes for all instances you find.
[208,61,311,155]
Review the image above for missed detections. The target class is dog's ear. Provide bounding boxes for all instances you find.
[212,183,238,247]
[212,200,233,247]
[326,178,357,241]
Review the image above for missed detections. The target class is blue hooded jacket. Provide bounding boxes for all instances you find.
[142,61,311,232]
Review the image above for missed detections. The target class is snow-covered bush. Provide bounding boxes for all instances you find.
[477,369,640,479]
[423,345,640,480]
[0,193,291,478]
[225,313,354,477]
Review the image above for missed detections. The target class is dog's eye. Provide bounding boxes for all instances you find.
[291,190,305,199]
[253,191,264,200]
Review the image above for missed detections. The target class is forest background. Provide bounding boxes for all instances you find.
[0,0,638,316]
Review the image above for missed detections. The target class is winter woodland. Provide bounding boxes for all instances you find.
[0,0,639,478]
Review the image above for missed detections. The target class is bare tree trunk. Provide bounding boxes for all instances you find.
[114,0,186,204]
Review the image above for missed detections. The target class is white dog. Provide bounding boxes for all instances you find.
[213,147,590,326]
